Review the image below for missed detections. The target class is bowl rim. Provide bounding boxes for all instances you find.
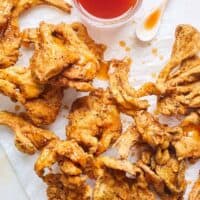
[72,0,142,28]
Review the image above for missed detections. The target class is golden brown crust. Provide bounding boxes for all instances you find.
[0,111,57,154]
[67,89,122,155]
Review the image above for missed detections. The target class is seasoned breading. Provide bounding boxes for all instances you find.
[138,149,186,199]
[23,22,98,84]
[173,113,200,160]
[67,89,122,155]
[0,66,44,103]
[156,25,200,116]
[0,0,16,28]
[44,174,91,200]
[35,139,92,177]
[94,157,155,200]
[0,67,63,126]
[0,0,71,68]
[24,85,63,126]
[157,24,200,90]
[113,125,139,159]
[0,111,57,154]
[134,111,176,149]
[109,58,159,115]
[189,175,200,200]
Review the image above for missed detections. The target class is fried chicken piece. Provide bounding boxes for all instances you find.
[157,25,200,91]
[0,0,71,68]
[44,174,91,200]
[0,111,57,154]
[35,139,92,177]
[23,22,98,84]
[66,89,122,155]
[173,113,200,160]
[109,58,159,115]
[71,22,106,60]
[138,149,186,199]
[189,175,200,200]
[0,66,44,103]
[0,0,16,28]
[94,158,155,200]
[134,111,181,149]
[0,66,63,126]
[113,125,139,159]
[93,169,131,200]
[156,25,200,116]
[24,85,63,126]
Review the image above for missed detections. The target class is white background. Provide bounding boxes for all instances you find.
[0,0,200,199]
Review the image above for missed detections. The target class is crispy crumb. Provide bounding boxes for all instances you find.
[125,47,131,52]
[159,55,164,60]
[151,48,158,56]
[15,105,21,112]
[151,72,157,79]
[119,41,126,48]
[63,104,69,109]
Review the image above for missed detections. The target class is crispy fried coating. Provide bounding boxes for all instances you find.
[138,149,186,199]
[51,23,106,91]
[0,0,16,28]
[0,66,44,103]
[0,111,57,154]
[189,175,200,200]
[94,158,155,200]
[67,89,122,155]
[173,113,200,160]
[156,25,200,116]
[23,22,98,84]
[157,25,200,89]
[134,111,180,149]
[0,0,71,68]
[109,58,159,115]
[24,85,63,126]
[0,66,63,126]
[113,125,139,159]
[44,174,91,200]
[35,139,92,177]
[93,169,131,200]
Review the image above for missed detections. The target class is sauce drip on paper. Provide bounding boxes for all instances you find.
[78,0,137,19]
[144,8,161,30]
[97,62,109,80]
[184,125,200,141]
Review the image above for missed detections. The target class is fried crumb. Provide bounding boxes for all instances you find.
[151,48,158,56]
[151,72,157,79]
[119,41,126,48]
[159,55,164,60]
[63,105,69,109]
[15,105,21,112]
[125,47,131,52]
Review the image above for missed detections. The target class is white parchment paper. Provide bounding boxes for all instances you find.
[0,0,200,199]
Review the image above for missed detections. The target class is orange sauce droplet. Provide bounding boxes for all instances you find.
[184,125,200,141]
[144,8,161,30]
[97,61,109,80]
[119,40,126,48]
[151,48,158,56]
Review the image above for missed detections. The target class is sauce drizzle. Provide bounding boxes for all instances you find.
[144,8,161,30]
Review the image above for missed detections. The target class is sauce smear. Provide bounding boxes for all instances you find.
[144,8,161,30]
[184,125,200,141]
[78,0,137,19]
[97,61,109,80]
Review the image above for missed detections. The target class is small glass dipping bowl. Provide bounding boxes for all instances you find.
[73,0,142,28]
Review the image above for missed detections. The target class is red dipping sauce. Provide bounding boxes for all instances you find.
[77,0,138,19]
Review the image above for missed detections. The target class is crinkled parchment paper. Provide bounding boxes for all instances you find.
[0,0,200,199]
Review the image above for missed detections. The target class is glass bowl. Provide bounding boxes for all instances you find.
[73,0,142,28]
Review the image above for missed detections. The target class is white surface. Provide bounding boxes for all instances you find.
[0,0,200,199]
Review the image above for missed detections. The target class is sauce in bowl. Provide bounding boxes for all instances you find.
[77,0,138,19]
